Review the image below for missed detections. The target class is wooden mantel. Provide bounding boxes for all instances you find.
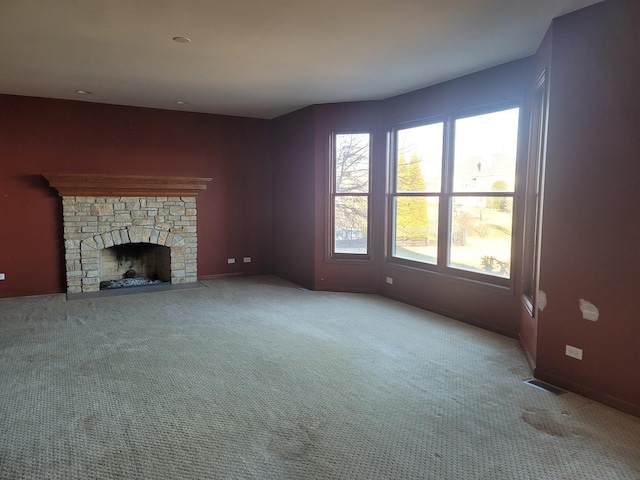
[43,174,212,197]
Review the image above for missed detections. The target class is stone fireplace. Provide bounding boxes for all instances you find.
[44,174,211,295]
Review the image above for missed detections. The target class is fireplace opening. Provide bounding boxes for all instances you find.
[99,243,171,290]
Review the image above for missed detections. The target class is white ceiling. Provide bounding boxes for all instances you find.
[0,0,602,119]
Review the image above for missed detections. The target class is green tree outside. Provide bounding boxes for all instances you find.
[396,152,429,241]
[489,179,510,211]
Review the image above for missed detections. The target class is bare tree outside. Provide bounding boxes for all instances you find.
[333,133,370,254]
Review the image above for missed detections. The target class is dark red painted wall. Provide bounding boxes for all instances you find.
[383,58,533,125]
[270,107,316,289]
[0,95,271,296]
[535,1,640,413]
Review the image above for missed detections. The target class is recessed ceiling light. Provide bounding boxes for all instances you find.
[75,90,92,95]
[175,101,189,105]
[173,36,191,43]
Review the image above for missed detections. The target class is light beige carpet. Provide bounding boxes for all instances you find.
[1,275,639,479]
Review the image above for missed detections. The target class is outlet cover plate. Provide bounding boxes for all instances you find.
[565,345,583,360]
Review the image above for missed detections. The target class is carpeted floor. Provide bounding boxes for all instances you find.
[1,275,639,479]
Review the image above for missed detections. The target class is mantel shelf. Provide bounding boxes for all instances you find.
[43,174,212,197]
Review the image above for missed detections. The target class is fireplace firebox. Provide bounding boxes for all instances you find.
[99,243,171,289]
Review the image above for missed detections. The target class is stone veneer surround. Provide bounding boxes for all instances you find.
[44,173,211,295]
[62,196,197,293]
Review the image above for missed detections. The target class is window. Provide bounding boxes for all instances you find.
[390,106,520,285]
[522,73,548,313]
[330,132,371,258]
[392,122,443,265]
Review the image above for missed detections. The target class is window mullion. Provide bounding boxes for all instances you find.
[437,117,454,270]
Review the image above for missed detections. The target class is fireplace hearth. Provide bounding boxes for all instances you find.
[100,277,164,290]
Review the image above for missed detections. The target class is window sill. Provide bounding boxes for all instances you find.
[326,255,373,265]
[386,258,514,294]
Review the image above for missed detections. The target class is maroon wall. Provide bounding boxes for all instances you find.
[270,107,316,289]
[0,95,271,297]
[534,1,640,414]
[379,59,534,337]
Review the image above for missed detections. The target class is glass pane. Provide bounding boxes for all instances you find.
[334,196,368,254]
[448,196,513,278]
[335,133,370,193]
[453,108,519,193]
[392,196,438,265]
[396,123,443,193]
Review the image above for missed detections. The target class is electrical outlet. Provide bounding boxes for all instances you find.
[0,273,5,281]
[565,345,583,360]
[227,258,236,264]
[386,277,393,285]
[243,257,251,263]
